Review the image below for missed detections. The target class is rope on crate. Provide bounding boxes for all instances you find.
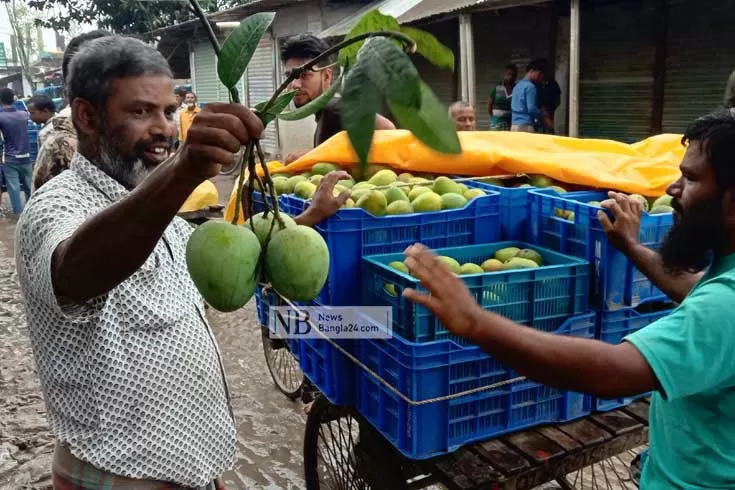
[260,284,529,406]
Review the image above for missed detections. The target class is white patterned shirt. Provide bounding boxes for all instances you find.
[14,153,236,487]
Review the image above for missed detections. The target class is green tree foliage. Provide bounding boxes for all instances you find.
[27,0,240,36]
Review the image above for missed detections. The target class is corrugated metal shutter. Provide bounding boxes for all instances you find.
[248,36,279,157]
[192,39,223,103]
[662,0,735,133]
[579,1,657,143]
[472,6,553,130]
[411,18,458,108]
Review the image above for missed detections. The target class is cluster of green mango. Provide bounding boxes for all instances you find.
[263,163,489,217]
[554,193,674,222]
[478,174,570,194]
[386,246,544,279]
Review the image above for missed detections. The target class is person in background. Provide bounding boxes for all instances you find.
[178,91,201,142]
[280,34,395,164]
[174,87,189,139]
[0,87,32,215]
[33,30,112,191]
[510,59,545,133]
[402,109,735,490]
[724,69,735,109]
[27,95,57,148]
[536,59,561,134]
[449,101,477,131]
[487,64,517,131]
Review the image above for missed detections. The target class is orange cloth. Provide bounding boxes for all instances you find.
[178,106,201,142]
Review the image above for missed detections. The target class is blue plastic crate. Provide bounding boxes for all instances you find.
[528,189,674,310]
[362,242,589,344]
[255,286,356,404]
[279,192,501,306]
[355,312,595,460]
[464,180,535,240]
[250,189,278,215]
[593,303,674,411]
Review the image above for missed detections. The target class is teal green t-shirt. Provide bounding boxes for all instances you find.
[626,253,735,489]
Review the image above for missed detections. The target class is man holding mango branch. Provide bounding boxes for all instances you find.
[14,35,346,490]
[403,110,735,490]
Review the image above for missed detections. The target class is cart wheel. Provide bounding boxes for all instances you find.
[303,395,408,490]
[262,327,304,400]
[546,446,645,489]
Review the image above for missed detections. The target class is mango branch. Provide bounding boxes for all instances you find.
[232,141,254,224]
[188,0,240,104]
[254,140,286,229]
[258,30,417,117]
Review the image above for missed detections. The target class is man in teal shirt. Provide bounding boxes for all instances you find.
[401,109,735,489]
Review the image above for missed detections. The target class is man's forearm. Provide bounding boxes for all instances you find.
[467,310,656,398]
[53,158,202,302]
[624,243,701,303]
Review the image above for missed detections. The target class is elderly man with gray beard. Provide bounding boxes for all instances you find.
[14,35,347,490]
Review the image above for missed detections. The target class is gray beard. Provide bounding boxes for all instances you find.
[96,137,152,190]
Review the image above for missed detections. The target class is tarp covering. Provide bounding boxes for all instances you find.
[225,130,686,223]
[180,180,219,213]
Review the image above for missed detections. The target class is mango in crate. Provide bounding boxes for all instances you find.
[464,188,487,200]
[386,201,413,215]
[357,190,388,217]
[368,169,398,186]
[460,263,484,275]
[312,162,340,175]
[650,205,674,214]
[516,249,544,266]
[494,247,520,262]
[249,212,296,247]
[549,185,568,194]
[398,172,414,183]
[339,178,355,188]
[285,175,307,194]
[385,186,409,204]
[273,176,289,195]
[408,186,432,201]
[439,256,462,274]
[412,192,442,212]
[433,176,462,196]
[266,225,329,302]
[529,175,554,188]
[651,194,673,210]
[628,193,649,211]
[342,198,355,208]
[294,181,317,199]
[388,261,409,274]
[441,193,468,210]
[310,175,324,186]
[503,257,540,270]
[481,258,504,272]
[353,182,376,191]
[186,220,261,312]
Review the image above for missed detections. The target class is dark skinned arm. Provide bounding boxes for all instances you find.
[53,103,264,303]
[402,244,660,399]
[599,191,702,303]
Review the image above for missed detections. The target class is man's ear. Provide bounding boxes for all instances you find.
[71,98,100,136]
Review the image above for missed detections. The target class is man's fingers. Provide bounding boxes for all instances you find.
[200,102,265,141]
[597,210,614,233]
[184,144,231,168]
[336,189,352,205]
[186,125,243,154]
[320,170,350,189]
[402,288,441,312]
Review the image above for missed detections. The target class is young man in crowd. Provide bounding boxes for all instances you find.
[0,87,32,214]
[403,109,735,489]
[487,64,517,131]
[449,101,477,131]
[15,35,347,489]
[178,91,201,142]
[33,30,112,190]
[27,94,57,148]
[280,34,395,164]
[510,59,546,133]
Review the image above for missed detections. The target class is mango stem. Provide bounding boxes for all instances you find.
[254,141,287,230]
[232,141,254,225]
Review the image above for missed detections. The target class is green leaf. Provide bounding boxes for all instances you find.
[278,73,344,121]
[254,90,297,126]
[340,62,380,170]
[399,26,455,71]
[339,9,401,67]
[217,12,275,88]
[358,37,421,108]
[387,81,462,155]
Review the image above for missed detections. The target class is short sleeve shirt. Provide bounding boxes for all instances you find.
[14,154,236,487]
[626,254,735,489]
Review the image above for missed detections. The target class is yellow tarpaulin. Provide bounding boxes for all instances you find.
[225,130,686,223]
[180,180,219,213]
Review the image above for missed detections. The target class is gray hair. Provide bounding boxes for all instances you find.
[449,101,474,114]
[67,35,172,116]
